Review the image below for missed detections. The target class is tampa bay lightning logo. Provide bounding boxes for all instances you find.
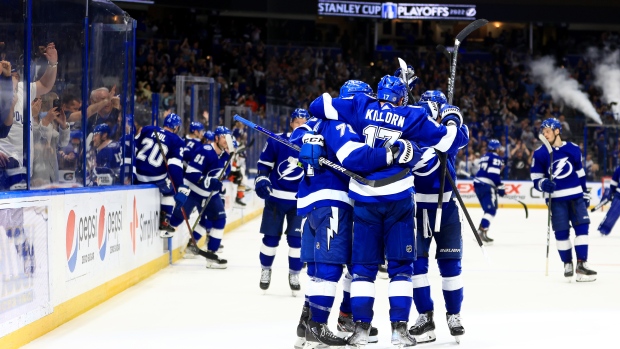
[277,156,303,181]
[412,147,439,175]
[552,158,573,180]
[206,168,224,179]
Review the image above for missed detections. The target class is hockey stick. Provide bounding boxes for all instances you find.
[445,160,485,250]
[234,114,410,188]
[397,57,416,105]
[591,197,610,212]
[538,133,554,277]
[190,148,236,234]
[502,197,529,219]
[435,19,488,232]
[152,128,212,260]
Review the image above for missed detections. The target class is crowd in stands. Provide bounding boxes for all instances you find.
[130,15,620,182]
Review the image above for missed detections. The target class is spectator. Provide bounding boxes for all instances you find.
[0,60,14,137]
[509,142,531,180]
[31,93,69,187]
[0,42,58,190]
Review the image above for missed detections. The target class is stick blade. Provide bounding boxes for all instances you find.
[538,133,553,153]
[368,167,410,188]
[456,18,489,42]
[397,57,408,82]
[436,45,451,61]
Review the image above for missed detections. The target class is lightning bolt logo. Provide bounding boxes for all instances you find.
[326,207,338,251]
[552,157,573,180]
[413,147,439,175]
[277,156,304,181]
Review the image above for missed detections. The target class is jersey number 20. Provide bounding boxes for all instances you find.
[136,138,168,167]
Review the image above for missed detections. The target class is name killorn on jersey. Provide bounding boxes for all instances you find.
[365,109,405,128]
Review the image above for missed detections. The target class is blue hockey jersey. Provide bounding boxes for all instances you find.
[474,152,504,187]
[184,144,231,197]
[133,125,185,187]
[291,117,392,215]
[412,124,469,209]
[183,136,203,162]
[309,92,461,203]
[257,132,304,205]
[610,166,620,196]
[531,141,586,201]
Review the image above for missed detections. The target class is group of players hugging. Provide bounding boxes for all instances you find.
[134,62,599,347]
[247,66,598,348]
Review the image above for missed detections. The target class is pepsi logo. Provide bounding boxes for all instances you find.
[66,210,78,272]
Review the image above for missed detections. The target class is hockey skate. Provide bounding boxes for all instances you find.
[305,319,347,348]
[294,306,309,349]
[346,321,371,348]
[336,312,379,343]
[205,251,227,269]
[158,217,175,238]
[182,240,201,259]
[337,312,378,343]
[260,268,271,291]
[235,197,247,206]
[478,228,493,245]
[564,262,574,280]
[409,310,436,343]
[446,313,465,344]
[575,260,597,282]
[289,272,301,297]
[216,243,225,254]
[391,321,417,348]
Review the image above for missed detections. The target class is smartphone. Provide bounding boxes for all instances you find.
[52,99,61,110]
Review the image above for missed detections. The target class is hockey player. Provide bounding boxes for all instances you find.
[133,113,186,236]
[89,123,122,186]
[408,90,470,344]
[229,122,250,207]
[598,165,620,235]
[531,118,597,282]
[170,126,234,268]
[473,139,505,244]
[292,80,402,348]
[255,109,309,294]
[309,76,464,347]
[204,130,214,145]
[184,121,205,158]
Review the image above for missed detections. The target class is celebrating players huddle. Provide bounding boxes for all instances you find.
[132,63,598,348]
[245,68,597,348]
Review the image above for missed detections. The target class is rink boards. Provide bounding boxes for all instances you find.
[0,183,263,349]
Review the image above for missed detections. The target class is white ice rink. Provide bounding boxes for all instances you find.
[22,207,620,349]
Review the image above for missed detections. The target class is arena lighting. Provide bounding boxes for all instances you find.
[494,22,501,28]
[317,0,477,20]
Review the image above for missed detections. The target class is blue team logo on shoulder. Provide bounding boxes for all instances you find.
[552,157,573,180]
[277,157,303,181]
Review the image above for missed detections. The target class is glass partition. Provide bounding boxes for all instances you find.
[0,0,137,191]
[0,0,27,191]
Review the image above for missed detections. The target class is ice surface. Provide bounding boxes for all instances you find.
[23,208,619,349]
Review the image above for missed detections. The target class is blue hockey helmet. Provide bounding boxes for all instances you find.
[488,139,501,151]
[93,123,111,136]
[214,126,231,136]
[204,130,215,141]
[70,130,83,140]
[163,113,182,129]
[339,80,373,98]
[420,90,447,105]
[189,121,205,133]
[291,108,311,121]
[540,117,562,134]
[377,75,407,104]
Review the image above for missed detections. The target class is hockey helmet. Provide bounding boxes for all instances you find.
[377,75,407,104]
[163,113,182,129]
[204,130,215,141]
[340,80,373,98]
[291,108,311,121]
[214,126,231,136]
[487,139,501,151]
[540,118,562,134]
[93,123,111,136]
[420,90,448,105]
[190,121,205,133]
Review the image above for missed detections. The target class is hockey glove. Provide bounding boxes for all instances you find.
[394,65,419,91]
[439,104,463,128]
[603,187,614,201]
[583,191,591,208]
[300,132,326,168]
[254,176,272,200]
[416,101,440,121]
[497,183,506,197]
[174,186,190,206]
[204,177,223,192]
[540,179,556,193]
[390,139,422,167]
